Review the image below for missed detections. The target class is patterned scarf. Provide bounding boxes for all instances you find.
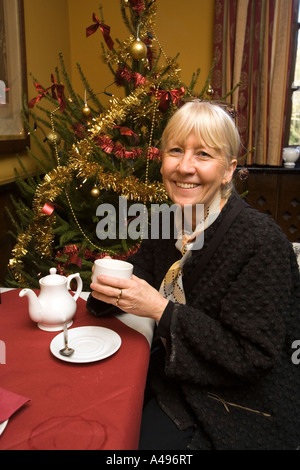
[159,193,222,304]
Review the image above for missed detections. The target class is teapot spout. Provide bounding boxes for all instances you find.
[19,288,44,323]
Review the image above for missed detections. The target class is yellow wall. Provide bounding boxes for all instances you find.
[0,0,215,185]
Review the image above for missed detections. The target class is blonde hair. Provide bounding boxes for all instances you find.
[161,100,240,198]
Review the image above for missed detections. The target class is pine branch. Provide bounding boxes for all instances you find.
[22,113,54,168]
[120,1,135,35]
[158,54,180,78]
[198,58,216,98]
[100,42,117,78]
[76,63,104,112]
[189,68,201,93]
[149,50,162,78]
[13,173,36,199]
[221,81,242,101]
[58,52,81,107]
[11,200,33,228]
[5,204,22,234]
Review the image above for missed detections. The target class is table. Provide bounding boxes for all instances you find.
[0,289,154,450]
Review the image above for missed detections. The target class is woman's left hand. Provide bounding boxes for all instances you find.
[90,274,168,322]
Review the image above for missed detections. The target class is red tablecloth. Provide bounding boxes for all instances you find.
[0,290,150,450]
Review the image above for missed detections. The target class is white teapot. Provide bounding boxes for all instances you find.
[282,147,300,168]
[19,268,83,331]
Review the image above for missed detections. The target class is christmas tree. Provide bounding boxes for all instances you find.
[6,0,216,290]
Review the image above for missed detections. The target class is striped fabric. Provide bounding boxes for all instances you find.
[212,0,293,166]
[159,194,222,304]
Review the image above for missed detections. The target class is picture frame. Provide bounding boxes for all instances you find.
[0,0,29,154]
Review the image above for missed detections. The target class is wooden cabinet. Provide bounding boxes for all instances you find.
[235,167,300,242]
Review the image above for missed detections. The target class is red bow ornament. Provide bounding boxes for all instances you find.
[28,74,66,112]
[153,87,185,112]
[86,14,114,50]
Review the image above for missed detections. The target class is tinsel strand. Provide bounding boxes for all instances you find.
[50,106,61,165]
[151,28,192,97]
[145,85,159,186]
[90,87,149,137]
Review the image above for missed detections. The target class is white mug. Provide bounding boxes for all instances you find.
[92,259,133,283]
[282,147,300,168]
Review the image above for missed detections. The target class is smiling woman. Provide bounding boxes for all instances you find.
[160,100,238,228]
[87,99,300,450]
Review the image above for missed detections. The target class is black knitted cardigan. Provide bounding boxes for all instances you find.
[87,190,300,450]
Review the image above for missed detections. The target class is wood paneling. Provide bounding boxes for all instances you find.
[235,167,300,242]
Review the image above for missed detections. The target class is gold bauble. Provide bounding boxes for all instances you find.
[82,105,91,116]
[141,57,150,69]
[129,38,147,60]
[90,186,100,197]
[47,131,61,145]
[206,84,214,96]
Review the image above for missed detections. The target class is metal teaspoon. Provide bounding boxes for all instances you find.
[59,323,75,357]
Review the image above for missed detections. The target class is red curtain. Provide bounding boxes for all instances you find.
[212,0,294,165]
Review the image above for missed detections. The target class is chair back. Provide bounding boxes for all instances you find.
[293,243,300,271]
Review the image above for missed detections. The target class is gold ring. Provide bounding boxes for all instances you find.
[116,297,119,306]
[119,289,123,298]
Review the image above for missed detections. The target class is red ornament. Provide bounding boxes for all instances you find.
[41,202,55,215]
[152,87,185,112]
[29,74,66,112]
[86,14,114,50]
[128,0,146,15]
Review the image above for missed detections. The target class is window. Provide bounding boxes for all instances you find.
[285,0,300,146]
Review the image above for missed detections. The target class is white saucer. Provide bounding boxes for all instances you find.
[50,326,121,363]
[0,420,8,436]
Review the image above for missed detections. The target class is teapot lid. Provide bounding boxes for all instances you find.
[40,268,66,286]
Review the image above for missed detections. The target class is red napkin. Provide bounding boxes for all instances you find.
[0,387,30,422]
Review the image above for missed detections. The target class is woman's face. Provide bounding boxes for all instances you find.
[161,132,237,213]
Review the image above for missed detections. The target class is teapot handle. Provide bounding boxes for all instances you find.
[67,273,83,301]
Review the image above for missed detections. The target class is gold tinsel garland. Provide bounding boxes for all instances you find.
[9,166,73,284]
[33,166,73,210]
[90,86,150,137]
[68,140,168,202]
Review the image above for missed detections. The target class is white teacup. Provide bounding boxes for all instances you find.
[92,259,133,283]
